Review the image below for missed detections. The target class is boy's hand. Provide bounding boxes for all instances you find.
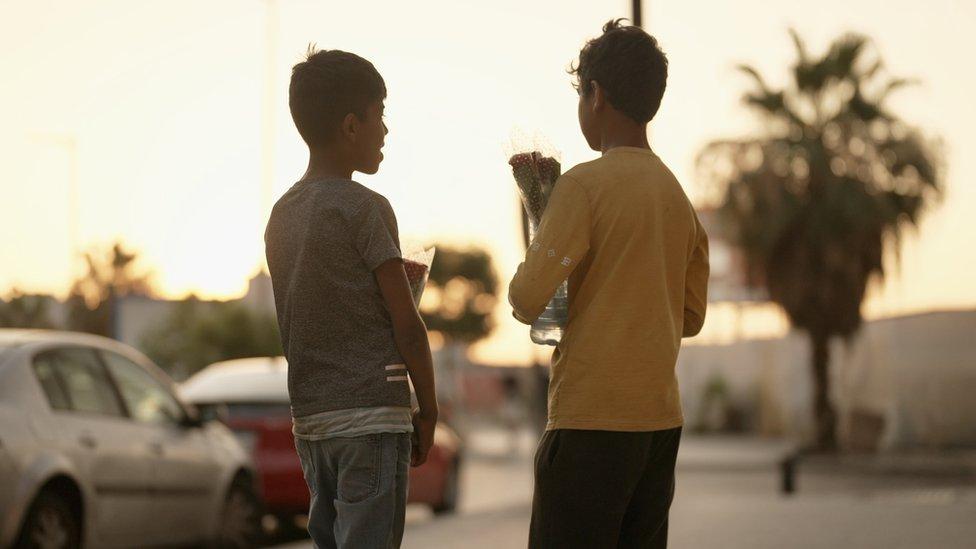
[411,408,437,467]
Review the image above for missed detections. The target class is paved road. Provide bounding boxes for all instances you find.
[276,430,976,548]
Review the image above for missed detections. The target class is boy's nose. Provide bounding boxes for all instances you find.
[383,121,389,135]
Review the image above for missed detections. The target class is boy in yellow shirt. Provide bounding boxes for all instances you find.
[509,19,709,549]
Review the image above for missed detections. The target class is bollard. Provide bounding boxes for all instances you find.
[780,454,796,495]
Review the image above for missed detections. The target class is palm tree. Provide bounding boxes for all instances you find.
[66,242,153,337]
[697,30,943,449]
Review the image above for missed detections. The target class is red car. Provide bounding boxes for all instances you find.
[179,357,462,530]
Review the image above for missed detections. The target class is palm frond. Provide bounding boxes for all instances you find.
[826,33,869,81]
[788,28,809,63]
[862,59,884,81]
[847,89,884,121]
[736,63,771,93]
[878,77,920,102]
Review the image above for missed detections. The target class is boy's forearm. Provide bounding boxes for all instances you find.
[396,323,438,417]
[508,282,539,325]
[509,178,591,323]
[508,263,554,325]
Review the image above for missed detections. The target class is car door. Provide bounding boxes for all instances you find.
[32,347,155,548]
[100,350,223,546]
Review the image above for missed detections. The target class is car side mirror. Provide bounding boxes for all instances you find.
[180,414,205,429]
[180,405,206,429]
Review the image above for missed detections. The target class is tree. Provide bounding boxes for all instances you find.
[420,246,498,344]
[66,242,153,337]
[0,291,55,329]
[697,30,942,449]
[417,245,498,420]
[140,299,282,379]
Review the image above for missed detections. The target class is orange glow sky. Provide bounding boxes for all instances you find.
[2,0,975,364]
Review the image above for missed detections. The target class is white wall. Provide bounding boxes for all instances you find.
[677,309,976,449]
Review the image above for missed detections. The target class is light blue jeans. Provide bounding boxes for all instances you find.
[294,433,411,549]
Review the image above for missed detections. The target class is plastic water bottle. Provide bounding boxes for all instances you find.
[530,280,568,346]
[527,222,568,346]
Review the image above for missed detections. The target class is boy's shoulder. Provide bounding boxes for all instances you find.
[336,179,393,215]
[562,149,676,192]
[281,178,390,215]
[561,156,605,184]
[355,182,392,209]
[558,154,628,194]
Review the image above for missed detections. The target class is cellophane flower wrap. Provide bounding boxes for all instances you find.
[507,133,568,345]
[401,244,436,307]
[509,153,561,227]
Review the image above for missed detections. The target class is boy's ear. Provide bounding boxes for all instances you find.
[591,81,606,113]
[341,112,359,142]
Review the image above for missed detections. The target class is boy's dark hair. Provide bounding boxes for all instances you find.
[289,47,387,147]
[571,19,668,124]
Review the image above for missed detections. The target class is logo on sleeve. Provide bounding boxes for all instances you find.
[561,257,572,267]
[547,249,556,258]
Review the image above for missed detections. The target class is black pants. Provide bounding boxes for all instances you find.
[529,427,682,549]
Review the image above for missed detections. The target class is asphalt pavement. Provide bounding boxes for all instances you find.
[275,427,976,549]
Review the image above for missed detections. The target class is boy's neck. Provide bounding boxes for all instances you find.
[301,147,354,181]
[599,113,651,154]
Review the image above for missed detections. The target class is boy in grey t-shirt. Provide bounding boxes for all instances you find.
[265,48,438,549]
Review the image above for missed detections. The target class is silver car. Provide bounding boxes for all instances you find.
[0,330,262,549]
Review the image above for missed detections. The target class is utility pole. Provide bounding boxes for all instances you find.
[633,0,651,145]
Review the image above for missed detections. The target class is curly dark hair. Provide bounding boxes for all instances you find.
[288,47,387,147]
[570,19,668,124]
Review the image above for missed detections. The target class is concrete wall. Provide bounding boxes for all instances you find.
[677,309,976,449]
[115,295,179,349]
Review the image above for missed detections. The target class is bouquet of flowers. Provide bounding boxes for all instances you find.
[509,151,562,227]
[507,135,568,346]
[401,244,436,307]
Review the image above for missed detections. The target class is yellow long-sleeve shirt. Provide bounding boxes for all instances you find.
[509,146,709,432]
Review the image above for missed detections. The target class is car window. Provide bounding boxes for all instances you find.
[31,355,71,411]
[33,348,125,417]
[101,351,185,426]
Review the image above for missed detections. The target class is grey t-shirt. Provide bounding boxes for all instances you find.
[265,178,411,418]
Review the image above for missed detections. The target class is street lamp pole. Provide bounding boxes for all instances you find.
[633,0,651,145]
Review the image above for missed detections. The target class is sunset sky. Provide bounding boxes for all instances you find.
[2,0,974,364]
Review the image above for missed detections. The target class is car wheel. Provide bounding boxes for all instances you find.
[15,490,81,549]
[431,460,460,516]
[216,477,263,549]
